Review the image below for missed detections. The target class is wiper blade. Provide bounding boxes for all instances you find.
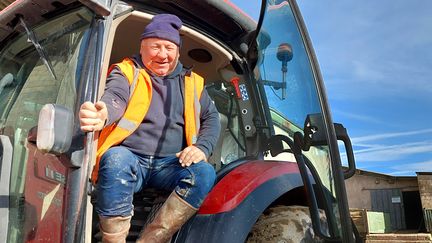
[19,17,57,80]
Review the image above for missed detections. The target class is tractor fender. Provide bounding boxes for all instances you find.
[175,160,305,243]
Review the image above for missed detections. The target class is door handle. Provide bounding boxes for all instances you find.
[334,123,356,179]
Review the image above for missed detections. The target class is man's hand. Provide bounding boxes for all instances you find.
[176,146,207,167]
[79,101,108,132]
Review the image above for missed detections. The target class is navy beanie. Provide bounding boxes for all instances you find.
[140,14,182,46]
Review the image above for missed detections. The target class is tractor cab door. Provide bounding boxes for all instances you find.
[0,4,100,242]
[251,0,354,242]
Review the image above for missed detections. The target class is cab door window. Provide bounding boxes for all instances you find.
[0,7,93,242]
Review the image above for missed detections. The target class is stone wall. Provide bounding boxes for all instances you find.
[417,173,432,209]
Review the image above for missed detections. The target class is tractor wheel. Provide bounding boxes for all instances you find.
[246,205,328,243]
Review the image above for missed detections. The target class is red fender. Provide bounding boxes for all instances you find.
[198,161,300,214]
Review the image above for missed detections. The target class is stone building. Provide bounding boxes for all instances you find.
[345,169,432,233]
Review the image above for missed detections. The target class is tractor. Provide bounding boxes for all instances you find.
[0,0,360,242]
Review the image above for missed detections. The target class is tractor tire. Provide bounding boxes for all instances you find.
[246,205,328,243]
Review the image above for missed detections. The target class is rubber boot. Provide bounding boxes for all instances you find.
[99,215,131,243]
[137,192,198,243]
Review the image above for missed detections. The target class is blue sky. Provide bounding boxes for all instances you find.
[233,1,432,176]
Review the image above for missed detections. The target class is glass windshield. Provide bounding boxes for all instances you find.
[0,7,93,242]
[256,1,342,237]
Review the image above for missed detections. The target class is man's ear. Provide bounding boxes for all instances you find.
[139,39,145,54]
[174,51,180,66]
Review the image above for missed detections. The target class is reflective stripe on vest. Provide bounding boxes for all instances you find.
[91,58,204,183]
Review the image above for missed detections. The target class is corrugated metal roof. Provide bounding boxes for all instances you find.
[0,0,14,10]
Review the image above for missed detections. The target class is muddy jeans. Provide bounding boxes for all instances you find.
[95,146,216,217]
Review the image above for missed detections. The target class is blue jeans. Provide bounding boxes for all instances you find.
[95,146,216,217]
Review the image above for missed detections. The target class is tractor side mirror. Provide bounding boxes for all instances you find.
[36,104,74,154]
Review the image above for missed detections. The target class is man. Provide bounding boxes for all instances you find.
[79,14,220,243]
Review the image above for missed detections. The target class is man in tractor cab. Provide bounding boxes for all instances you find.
[79,14,221,243]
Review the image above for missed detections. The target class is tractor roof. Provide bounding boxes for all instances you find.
[0,0,258,48]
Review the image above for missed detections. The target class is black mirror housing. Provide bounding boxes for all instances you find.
[301,113,327,151]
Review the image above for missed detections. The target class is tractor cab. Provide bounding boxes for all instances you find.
[0,0,358,242]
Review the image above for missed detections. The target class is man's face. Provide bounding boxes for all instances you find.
[140,38,179,76]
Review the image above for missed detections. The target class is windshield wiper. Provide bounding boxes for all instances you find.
[19,17,57,80]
